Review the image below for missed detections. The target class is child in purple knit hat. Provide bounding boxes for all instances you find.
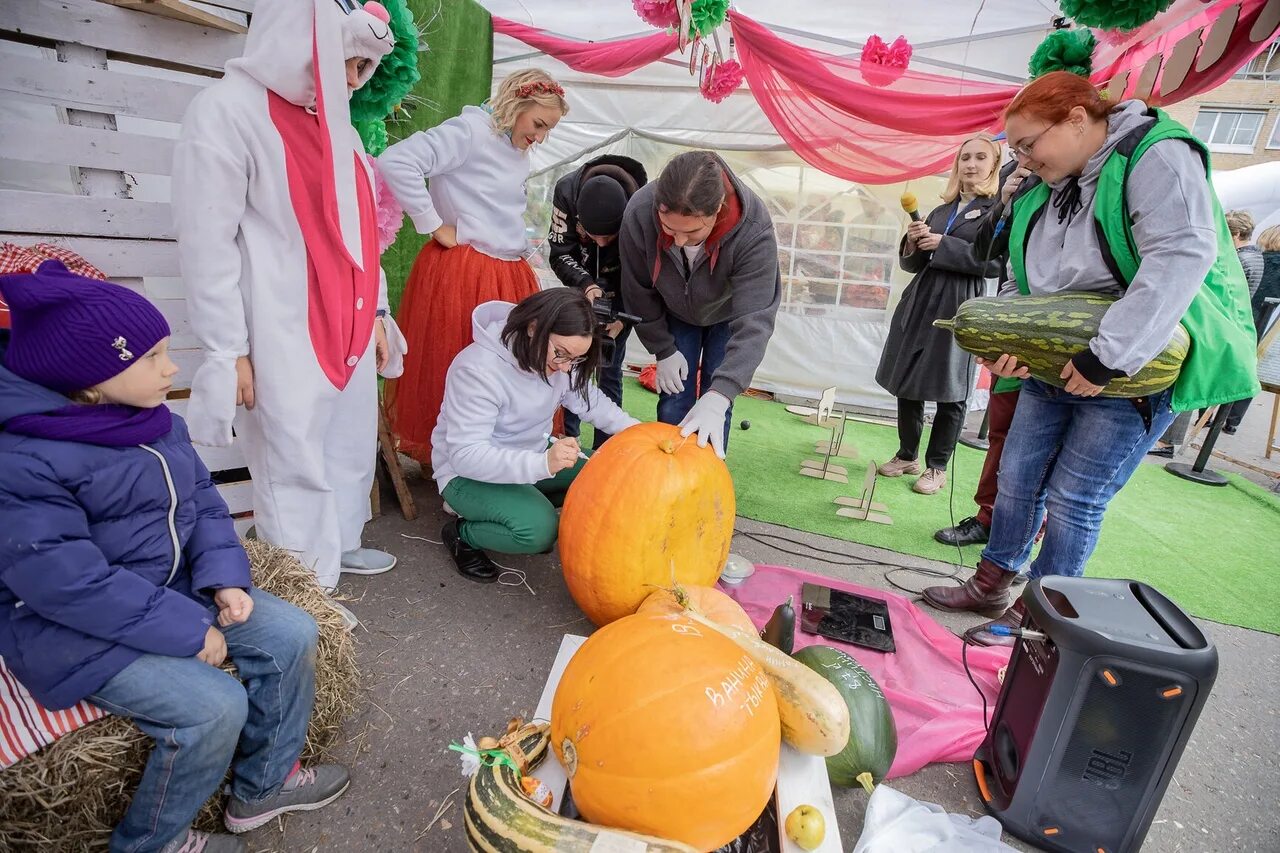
[0,260,350,853]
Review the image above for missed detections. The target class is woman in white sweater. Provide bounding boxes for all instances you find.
[432,289,639,581]
[378,68,569,464]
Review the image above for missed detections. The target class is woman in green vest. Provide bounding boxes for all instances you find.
[921,72,1257,646]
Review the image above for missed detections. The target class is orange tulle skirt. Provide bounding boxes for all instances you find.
[386,242,538,464]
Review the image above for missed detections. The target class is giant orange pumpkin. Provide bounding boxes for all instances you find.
[559,422,735,626]
[551,612,780,850]
[638,584,757,635]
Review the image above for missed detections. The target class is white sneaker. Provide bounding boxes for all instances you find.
[339,548,397,575]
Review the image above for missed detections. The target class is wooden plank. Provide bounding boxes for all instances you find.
[169,347,205,390]
[0,54,205,123]
[0,117,175,175]
[2,0,244,72]
[101,0,248,34]
[0,190,173,238]
[165,398,249,471]
[217,480,253,514]
[199,0,254,12]
[153,297,199,349]
[0,235,180,277]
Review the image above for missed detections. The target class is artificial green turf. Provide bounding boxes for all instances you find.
[589,379,1280,634]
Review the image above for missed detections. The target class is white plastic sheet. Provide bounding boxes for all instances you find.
[853,784,1017,853]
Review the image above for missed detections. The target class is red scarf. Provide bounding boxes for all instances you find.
[652,171,742,281]
[268,91,380,390]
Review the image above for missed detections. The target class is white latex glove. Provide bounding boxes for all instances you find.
[185,355,239,447]
[377,315,409,379]
[656,351,689,395]
[679,391,730,459]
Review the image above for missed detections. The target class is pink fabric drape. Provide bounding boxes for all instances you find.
[492,17,677,78]
[492,5,1279,184]
[729,12,1018,183]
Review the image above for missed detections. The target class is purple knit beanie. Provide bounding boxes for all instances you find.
[0,259,171,394]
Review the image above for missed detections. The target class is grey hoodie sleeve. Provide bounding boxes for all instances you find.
[620,206,679,361]
[1090,140,1218,376]
[709,224,782,399]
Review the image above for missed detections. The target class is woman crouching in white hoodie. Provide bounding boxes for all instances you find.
[431,289,640,581]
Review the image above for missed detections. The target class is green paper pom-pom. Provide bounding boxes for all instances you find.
[689,0,729,37]
[349,0,422,124]
[1028,28,1097,79]
[1058,0,1174,32]
[355,118,389,156]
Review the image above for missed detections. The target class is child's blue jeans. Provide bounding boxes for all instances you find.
[89,588,318,853]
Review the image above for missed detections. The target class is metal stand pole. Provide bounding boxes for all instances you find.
[1165,406,1230,487]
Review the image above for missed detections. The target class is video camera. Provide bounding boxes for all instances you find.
[590,291,641,362]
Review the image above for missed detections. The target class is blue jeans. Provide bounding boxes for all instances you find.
[89,589,318,853]
[982,379,1174,581]
[563,326,630,449]
[655,315,734,451]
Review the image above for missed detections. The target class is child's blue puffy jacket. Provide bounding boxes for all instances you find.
[0,350,250,710]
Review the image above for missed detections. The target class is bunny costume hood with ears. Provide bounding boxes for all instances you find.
[224,0,394,269]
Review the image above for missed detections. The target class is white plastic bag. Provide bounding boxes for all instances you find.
[853,784,1016,853]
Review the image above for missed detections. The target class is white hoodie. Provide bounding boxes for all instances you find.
[431,302,640,492]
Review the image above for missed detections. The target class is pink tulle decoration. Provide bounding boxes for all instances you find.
[1096,28,1136,47]
[633,0,681,29]
[700,59,744,103]
[365,154,403,253]
[860,34,913,87]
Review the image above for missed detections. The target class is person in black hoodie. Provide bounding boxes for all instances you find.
[548,154,647,448]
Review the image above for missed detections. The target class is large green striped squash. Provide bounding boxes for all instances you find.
[792,645,898,791]
[934,293,1190,398]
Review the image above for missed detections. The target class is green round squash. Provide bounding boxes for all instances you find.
[792,645,898,791]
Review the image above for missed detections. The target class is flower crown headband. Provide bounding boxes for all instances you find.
[515,80,565,99]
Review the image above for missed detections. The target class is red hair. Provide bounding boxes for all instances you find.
[1005,71,1121,125]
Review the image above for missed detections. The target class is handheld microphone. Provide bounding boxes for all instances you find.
[900,191,922,222]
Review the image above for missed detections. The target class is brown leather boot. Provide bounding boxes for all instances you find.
[921,559,1016,618]
[963,599,1028,647]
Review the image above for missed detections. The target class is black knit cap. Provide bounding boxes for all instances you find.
[576,175,629,237]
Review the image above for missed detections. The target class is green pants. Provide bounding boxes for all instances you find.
[441,455,587,555]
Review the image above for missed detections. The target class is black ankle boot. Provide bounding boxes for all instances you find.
[442,518,500,583]
[934,516,990,547]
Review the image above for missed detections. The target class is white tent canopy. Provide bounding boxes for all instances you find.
[479,1,1057,407]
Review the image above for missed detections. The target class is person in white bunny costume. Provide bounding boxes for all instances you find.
[173,0,405,592]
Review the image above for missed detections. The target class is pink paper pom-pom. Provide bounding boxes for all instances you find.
[633,0,681,29]
[861,33,912,87]
[700,59,744,103]
[365,154,404,253]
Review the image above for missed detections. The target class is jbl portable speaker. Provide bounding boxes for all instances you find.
[973,576,1217,853]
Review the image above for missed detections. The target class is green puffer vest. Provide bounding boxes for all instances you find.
[1007,108,1258,411]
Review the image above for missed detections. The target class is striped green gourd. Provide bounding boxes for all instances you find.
[464,723,696,852]
[933,293,1190,397]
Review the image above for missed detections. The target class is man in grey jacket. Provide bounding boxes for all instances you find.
[620,151,781,458]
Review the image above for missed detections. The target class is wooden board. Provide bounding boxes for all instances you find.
[164,398,248,472]
[532,634,842,852]
[3,0,245,71]
[0,235,181,278]
[0,190,173,239]
[0,54,206,123]
[833,495,889,513]
[0,117,175,176]
[100,0,248,34]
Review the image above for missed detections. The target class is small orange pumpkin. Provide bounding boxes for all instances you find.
[638,584,757,635]
[551,612,780,850]
[559,422,735,626]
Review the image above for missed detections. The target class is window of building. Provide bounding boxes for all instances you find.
[1269,117,1280,150]
[1233,43,1279,82]
[1193,109,1266,154]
